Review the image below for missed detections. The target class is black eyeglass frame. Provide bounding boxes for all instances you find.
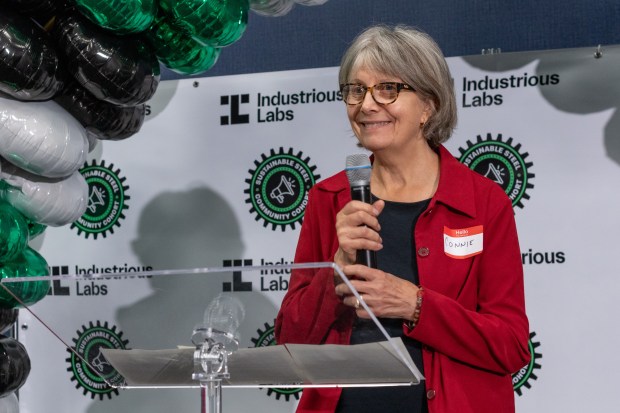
[339,82,416,105]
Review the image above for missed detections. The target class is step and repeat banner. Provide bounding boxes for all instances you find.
[17,45,620,413]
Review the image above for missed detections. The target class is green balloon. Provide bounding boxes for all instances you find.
[0,247,50,309]
[160,0,249,47]
[74,0,157,34]
[27,220,47,239]
[148,17,221,75]
[0,201,28,263]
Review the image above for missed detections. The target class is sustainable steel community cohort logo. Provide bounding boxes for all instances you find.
[71,159,130,239]
[66,321,129,399]
[245,147,320,231]
[512,332,543,396]
[251,321,302,401]
[458,133,534,209]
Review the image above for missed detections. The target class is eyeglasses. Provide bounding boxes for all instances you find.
[339,82,415,105]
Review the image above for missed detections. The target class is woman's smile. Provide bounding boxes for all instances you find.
[359,120,392,129]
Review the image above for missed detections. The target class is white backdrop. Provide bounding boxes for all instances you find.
[17,44,620,412]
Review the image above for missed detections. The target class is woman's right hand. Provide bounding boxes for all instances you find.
[334,199,385,271]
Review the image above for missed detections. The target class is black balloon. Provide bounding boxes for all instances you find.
[0,10,65,101]
[53,12,160,107]
[0,335,31,398]
[1,0,62,26]
[0,309,18,333]
[55,81,146,140]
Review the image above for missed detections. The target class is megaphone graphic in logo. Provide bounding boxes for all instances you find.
[91,348,112,373]
[270,175,296,204]
[483,163,505,185]
[87,186,106,213]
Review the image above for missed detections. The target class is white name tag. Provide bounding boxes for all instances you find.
[443,225,483,259]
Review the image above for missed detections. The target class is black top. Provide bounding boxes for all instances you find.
[336,198,430,413]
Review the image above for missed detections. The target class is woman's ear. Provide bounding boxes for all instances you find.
[420,100,434,125]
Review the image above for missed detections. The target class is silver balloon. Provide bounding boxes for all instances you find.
[0,97,88,179]
[294,0,329,5]
[250,0,295,17]
[0,391,19,413]
[0,160,88,227]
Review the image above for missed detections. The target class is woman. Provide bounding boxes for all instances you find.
[275,24,530,413]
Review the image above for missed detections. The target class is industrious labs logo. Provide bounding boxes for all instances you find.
[220,94,250,125]
[71,160,130,239]
[458,133,535,209]
[220,88,342,125]
[245,148,320,231]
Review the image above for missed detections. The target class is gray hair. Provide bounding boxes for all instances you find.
[339,25,457,147]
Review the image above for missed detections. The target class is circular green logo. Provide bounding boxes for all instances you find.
[66,321,129,399]
[245,148,320,231]
[71,159,130,239]
[512,331,542,396]
[251,321,301,401]
[458,133,534,209]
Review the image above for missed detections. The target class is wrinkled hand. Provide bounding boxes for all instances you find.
[335,265,419,320]
[334,199,385,270]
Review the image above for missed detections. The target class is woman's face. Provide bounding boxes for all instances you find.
[346,67,431,153]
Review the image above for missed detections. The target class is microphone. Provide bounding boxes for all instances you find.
[191,294,245,386]
[345,154,377,268]
[192,293,245,353]
[203,293,245,339]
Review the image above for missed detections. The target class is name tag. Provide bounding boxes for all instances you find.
[444,225,483,259]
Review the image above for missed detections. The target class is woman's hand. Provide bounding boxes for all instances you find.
[335,264,419,320]
[334,199,385,270]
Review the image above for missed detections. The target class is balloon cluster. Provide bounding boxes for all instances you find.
[0,0,205,404]
[0,0,330,405]
[0,0,260,294]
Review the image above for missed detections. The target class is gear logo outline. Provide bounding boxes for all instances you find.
[251,321,302,401]
[245,148,320,231]
[512,331,542,396]
[458,133,535,209]
[65,321,130,400]
[71,159,130,239]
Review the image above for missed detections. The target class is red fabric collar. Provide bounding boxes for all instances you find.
[316,145,477,218]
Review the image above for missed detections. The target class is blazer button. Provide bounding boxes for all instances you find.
[426,389,436,400]
[417,247,430,257]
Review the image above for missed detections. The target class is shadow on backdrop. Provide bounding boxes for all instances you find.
[463,45,620,166]
[86,186,278,413]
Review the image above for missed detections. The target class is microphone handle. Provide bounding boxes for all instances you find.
[350,184,378,268]
[356,248,377,268]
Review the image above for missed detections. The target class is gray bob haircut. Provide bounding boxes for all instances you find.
[339,25,457,147]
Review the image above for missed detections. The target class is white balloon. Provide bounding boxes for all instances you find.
[0,392,19,413]
[0,159,88,227]
[250,0,295,16]
[0,96,88,178]
[294,0,329,5]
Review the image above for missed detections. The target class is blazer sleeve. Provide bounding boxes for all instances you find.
[275,186,352,345]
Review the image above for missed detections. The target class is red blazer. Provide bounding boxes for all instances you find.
[275,145,530,413]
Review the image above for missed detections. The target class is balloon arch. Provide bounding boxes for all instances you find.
[0,0,328,409]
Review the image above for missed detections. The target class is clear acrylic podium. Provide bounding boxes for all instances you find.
[2,262,422,413]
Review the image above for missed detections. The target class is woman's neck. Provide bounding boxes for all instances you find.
[370,143,440,203]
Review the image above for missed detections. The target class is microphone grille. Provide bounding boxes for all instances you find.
[345,154,371,184]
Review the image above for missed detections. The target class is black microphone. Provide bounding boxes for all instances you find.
[345,154,377,268]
